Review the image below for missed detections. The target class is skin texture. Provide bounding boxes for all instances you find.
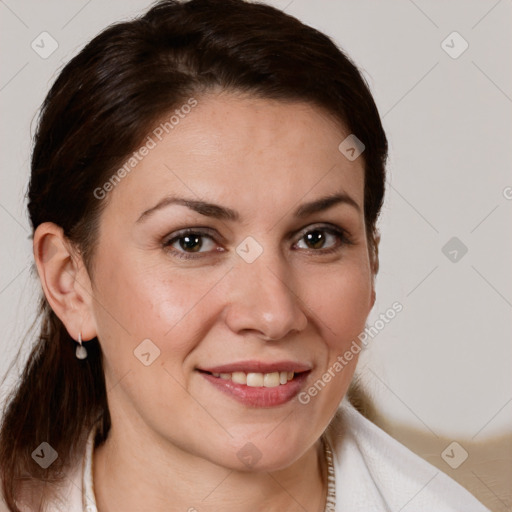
[33,91,378,512]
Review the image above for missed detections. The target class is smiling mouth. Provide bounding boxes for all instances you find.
[198,370,298,387]
[197,366,311,407]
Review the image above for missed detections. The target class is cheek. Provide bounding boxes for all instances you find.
[303,258,372,347]
[91,252,226,362]
[293,259,371,420]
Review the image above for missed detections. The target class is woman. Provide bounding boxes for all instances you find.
[0,0,491,510]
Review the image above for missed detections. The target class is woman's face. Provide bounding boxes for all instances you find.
[87,91,375,471]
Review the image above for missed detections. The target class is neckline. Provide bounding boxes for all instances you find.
[82,425,98,512]
[81,426,336,512]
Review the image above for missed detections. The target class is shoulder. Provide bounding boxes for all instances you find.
[324,399,491,512]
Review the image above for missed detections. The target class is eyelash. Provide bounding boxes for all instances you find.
[162,224,355,261]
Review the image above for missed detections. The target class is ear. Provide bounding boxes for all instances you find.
[369,230,381,309]
[33,222,97,342]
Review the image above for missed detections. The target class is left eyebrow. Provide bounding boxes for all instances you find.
[294,192,361,217]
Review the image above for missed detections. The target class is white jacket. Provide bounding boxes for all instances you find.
[5,399,491,511]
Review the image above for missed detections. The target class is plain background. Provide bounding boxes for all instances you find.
[0,0,510,509]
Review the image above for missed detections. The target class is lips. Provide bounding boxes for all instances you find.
[196,360,312,407]
[199,360,312,374]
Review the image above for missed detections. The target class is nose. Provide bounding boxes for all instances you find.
[223,251,308,341]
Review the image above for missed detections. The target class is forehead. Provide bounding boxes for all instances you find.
[104,92,365,222]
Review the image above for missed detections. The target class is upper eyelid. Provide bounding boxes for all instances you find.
[163,226,219,243]
[293,222,344,236]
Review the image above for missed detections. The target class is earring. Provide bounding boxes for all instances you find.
[76,332,88,360]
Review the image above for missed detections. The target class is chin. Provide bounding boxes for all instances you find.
[212,429,317,473]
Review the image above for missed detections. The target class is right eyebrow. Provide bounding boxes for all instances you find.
[137,197,239,223]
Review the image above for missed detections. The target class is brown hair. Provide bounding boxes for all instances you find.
[0,0,387,509]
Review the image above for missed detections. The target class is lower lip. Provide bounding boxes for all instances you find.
[198,371,310,407]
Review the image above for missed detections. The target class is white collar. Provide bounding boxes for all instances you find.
[81,425,98,512]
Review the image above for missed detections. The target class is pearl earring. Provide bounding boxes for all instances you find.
[76,332,88,360]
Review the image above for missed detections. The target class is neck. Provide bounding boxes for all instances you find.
[93,419,327,512]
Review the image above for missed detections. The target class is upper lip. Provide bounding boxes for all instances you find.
[198,360,312,374]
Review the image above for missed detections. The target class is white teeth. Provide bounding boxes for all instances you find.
[209,370,295,387]
[231,372,247,385]
[247,373,264,387]
[263,372,280,387]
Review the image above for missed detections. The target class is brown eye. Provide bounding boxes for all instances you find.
[294,225,353,253]
[178,234,203,252]
[303,230,327,249]
[163,228,220,259]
